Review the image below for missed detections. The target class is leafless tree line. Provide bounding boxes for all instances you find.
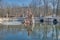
[0,0,60,17]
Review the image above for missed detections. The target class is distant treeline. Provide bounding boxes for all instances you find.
[0,7,54,17]
[0,0,60,17]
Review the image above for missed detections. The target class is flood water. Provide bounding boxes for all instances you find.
[0,23,60,40]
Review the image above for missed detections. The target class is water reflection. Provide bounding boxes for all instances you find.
[0,24,60,40]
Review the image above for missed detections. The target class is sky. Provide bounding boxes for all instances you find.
[0,0,58,8]
[0,0,32,8]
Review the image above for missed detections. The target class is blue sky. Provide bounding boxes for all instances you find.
[0,0,32,8]
[0,0,57,8]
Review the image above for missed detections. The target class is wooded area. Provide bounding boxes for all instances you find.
[0,0,60,17]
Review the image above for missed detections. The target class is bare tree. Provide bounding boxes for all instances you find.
[0,0,3,17]
[49,0,57,16]
[43,0,48,16]
[56,0,60,16]
[29,0,42,17]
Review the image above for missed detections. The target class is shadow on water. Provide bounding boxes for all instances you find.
[0,23,60,40]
